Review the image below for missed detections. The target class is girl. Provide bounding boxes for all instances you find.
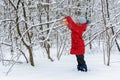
[62,16,88,72]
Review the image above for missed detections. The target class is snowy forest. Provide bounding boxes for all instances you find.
[0,0,120,78]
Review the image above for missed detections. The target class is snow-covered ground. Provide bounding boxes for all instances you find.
[0,51,120,80]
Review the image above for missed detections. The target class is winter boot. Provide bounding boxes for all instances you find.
[77,65,87,72]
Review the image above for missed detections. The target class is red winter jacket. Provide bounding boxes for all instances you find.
[66,16,87,55]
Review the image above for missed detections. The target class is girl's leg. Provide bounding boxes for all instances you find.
[76,55,86,66]
[76,55,87,72]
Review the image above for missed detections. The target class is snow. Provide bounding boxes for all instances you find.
[0,0,4,6]
[0,49,120,80]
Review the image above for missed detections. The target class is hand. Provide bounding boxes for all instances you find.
[62,18,68,26]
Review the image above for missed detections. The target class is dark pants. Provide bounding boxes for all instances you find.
[76,55,86,66]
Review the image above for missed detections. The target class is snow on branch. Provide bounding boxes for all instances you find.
[0,19,15,25]
[40,1,56,6]
[85,26,115,46]
[51,0,65,11]
[111,28,120,43]
[110,12,120,24]
[0,42,12,46]
[20,17,64,42]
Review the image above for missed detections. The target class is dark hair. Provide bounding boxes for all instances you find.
[86,20,90,24]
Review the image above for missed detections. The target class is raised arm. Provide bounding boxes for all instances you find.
[65,16,87,33]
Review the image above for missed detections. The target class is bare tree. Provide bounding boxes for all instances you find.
[101,0,120,66]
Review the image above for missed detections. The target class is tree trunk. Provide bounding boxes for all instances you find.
[21,1,34,66]
[101,0,112,66]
